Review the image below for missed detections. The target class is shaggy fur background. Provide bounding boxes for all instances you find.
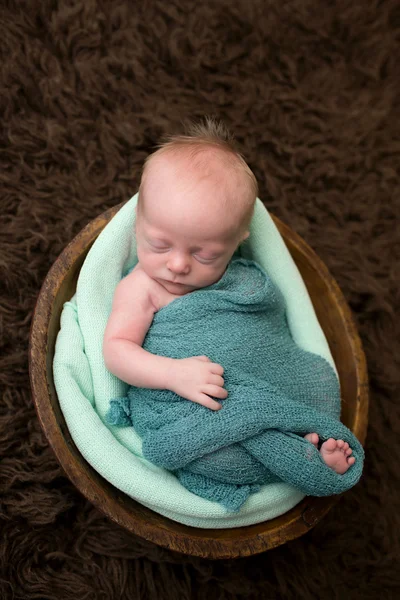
[1,0,399,598]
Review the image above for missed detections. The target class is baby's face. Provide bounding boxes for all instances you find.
[136,160,248,296]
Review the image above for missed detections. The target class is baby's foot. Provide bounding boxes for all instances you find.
[320,438,356,474]
[304,433,319,448]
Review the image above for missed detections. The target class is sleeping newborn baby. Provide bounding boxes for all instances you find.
[103,119,357,508]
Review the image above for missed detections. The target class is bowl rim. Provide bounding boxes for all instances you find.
[29,202,369,559]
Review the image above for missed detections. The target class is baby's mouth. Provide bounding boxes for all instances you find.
[162,276,185,284]
[161,278,193,290]
[159,277,183,286]
[169,281,190,288]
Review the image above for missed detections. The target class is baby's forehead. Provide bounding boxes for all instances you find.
[140,144,254,233]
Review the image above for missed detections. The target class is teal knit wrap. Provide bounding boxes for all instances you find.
[107,259,364,512]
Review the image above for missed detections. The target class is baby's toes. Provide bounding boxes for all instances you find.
[342,441,349,451]
[347,456,356,466]
[345,447,353,456]
[324,438,337,452]
[305,433,319,447]
[336,439,345,449]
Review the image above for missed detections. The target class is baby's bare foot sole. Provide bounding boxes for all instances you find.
[320,438,355,474]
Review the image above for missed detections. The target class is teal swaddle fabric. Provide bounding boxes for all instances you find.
[107,259,364,512]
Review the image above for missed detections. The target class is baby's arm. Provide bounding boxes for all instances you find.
[103,269,171,390]
[103,269,226,410]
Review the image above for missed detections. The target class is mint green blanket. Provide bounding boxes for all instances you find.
[107,259,363,512]
[53,195,350,528]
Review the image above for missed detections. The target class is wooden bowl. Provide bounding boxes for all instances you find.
[29,203,368,559]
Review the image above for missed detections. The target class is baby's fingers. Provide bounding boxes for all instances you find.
[209,374,225,387]
[195,393,222,411]
[202,384,228,400]
[210,362,224,376]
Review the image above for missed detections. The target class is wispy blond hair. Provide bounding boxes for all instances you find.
[138,118,258,230]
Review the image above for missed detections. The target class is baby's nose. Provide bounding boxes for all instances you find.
[166,253,191,275]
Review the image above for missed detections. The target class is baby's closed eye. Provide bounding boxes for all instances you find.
[148,241,170,252]
[194,254,220,264]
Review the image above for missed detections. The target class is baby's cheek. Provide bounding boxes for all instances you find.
[140,249,156,265]
[200,265,226,286]
[146,255,160,270]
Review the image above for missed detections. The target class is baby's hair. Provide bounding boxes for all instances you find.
[139,118,258,230]
[159,117,236,149]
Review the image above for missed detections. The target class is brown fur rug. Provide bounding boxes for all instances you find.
[1,0,399,598]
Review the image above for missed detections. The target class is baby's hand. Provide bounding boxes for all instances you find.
[168,355,227,410]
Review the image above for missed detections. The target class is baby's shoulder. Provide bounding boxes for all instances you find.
[121,265,176,312]
[115,264,154,306]
[121,263,150,288]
